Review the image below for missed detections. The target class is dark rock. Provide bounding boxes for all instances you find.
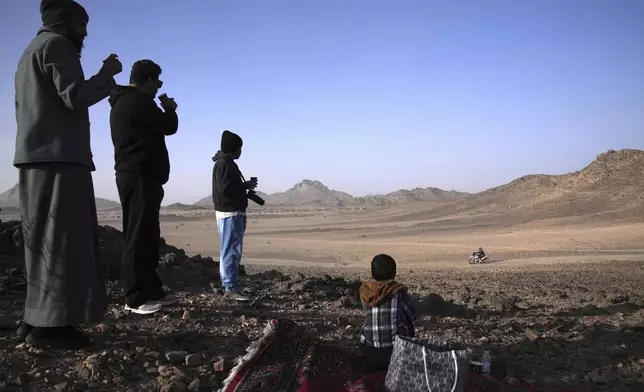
[258,269,289,282]
[6,268,21,277]
[185,353,205,366]
[426,293,446,308]
[273,281,291,293]
[336,316,349,325]
[339,295,359,308]
[160,381,188,392]
[313,290,329,299]
[0,315,16,329]
[331,277,346,285]
[165,351,188,365]
[343,288,355,296]
[454,286,471,304]
[53,382,69,392]
[0,220,22,255]
[200,256,216,264]
[525,328,540,341]
[302,279,319,289]
[213,356,226,372]
[291,279,318,293]
[415,293,446,315]
[172,366,189,379]
[164,253,178,265]
[291,283,306,293]
[346,279,362,291]
[486,295,515,312]
[95,225,187,280]
[187,378,201,391]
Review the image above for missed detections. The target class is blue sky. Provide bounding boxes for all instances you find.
[0,0,643,204]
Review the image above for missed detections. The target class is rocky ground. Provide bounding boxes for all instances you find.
[1,219,644,391]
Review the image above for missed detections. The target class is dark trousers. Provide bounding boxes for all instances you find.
[116,172,165,307]
[359,343,393,371]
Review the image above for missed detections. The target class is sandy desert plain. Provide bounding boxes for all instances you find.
[1,149,644,391]
[102,204,644,270]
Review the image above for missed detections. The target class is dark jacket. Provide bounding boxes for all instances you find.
[212,151,248,212]
[14,28,116,170]
[108,86,178,184]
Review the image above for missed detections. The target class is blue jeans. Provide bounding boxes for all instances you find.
[217,214,246,291]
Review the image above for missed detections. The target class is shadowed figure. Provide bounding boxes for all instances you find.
[13,0,122,348]
[108,59,179,315]
[212,130,258,302]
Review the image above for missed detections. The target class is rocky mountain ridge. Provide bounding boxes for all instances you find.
[194,149,644,211]
[400,149,644,222]
[194,179,472,207]
[2,149,643,213]
[0,183,120,211]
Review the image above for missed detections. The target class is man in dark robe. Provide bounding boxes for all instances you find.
[13,0,122,348]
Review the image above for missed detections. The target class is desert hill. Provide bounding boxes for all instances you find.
[395,149,644,223]
[161,203,208,211]
[354,187,473,206]
[267,179,354,206]
[195,180,471,207]
[0,182,120,211]
[193,149,644,215]
[94,198,122,211]
[195,190,271,207]
[0,183,19,208]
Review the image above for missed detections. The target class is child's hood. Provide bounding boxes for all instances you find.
[359,280,408,307]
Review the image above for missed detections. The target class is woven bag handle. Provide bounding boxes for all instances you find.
[422,348,459,392]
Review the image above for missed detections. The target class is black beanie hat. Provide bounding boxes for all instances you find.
[41,0,89,27]
[221,130,243,153]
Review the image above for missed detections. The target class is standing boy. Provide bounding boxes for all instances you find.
[211,130,257,301]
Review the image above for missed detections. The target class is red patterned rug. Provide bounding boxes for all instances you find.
[220,319,375,392]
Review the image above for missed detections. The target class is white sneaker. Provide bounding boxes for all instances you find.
[224,290,251,302]
[124,301,163,315]
[157,294,179,306]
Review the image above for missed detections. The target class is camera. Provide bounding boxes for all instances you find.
[247,190,265,206]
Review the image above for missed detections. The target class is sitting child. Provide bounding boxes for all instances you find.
[359,254,417,370]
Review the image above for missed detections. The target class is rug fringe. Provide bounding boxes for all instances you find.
[218,319,278,392]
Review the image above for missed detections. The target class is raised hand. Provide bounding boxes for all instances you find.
[160,95,178,112]
[101,54,122,76]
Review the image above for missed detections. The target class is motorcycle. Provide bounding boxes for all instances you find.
[468,254,488,264]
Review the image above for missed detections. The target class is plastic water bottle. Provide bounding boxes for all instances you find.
[481,351,492,375]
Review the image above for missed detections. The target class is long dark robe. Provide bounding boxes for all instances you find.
[19,163,106,327]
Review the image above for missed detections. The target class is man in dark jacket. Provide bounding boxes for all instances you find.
[13,0,122,348]
[108,60,179,314]
[212,131,257,301]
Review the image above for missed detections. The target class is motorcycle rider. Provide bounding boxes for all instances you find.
[472,247,486,259]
